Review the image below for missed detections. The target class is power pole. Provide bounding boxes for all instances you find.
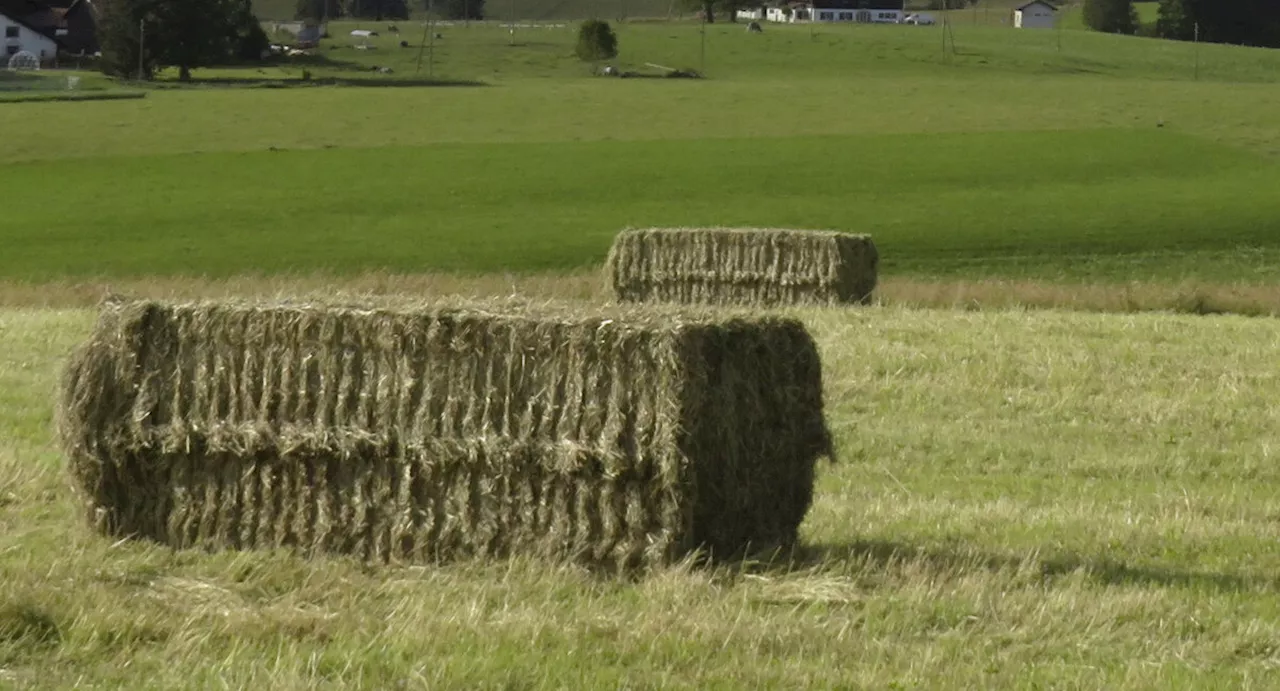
[941,16,947,59]
[509,0,515,45]
[137,18,145,80]
[428,1,436,79]
[1194,22,1200,81]
[415,19,429,74]
[700,17,706,72]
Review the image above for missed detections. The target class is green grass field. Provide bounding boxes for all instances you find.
[4,305,1280,687]
[4,129,1280,282]
[3,14,1280,689]
[4,23,1280,288]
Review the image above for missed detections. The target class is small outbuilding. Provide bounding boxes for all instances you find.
[1013,1,1057,30]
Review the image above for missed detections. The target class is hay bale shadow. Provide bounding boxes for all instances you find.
[729,537,1279,594]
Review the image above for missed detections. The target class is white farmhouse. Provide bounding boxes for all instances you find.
[1013,1,1057,29]
[1,9,57,64]
[752,0,904,24]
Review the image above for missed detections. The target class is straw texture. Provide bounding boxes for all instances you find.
[57,298,833,571]
[606,227,878,306]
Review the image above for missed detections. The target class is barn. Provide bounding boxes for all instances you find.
[1014,1,1057,29]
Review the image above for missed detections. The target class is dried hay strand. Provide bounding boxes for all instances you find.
[57,297,833,571]
[605,227,878,307]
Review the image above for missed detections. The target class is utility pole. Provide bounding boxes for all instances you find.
[700,16,707,72]
[415,18,429,75]
[137,18,145,80]
[941,16,947,60]
[1194,22,1200,81]
[428,1,436,79]
[509,0,516,45]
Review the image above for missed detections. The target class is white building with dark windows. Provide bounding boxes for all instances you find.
[1,9,58,63]
[743,0,905,24]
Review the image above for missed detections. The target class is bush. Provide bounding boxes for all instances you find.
[575,19,618,62]
[438,0,484,20]
[1083,0,1138,34]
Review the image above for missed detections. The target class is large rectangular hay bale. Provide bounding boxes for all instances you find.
[606,227,878,307]
[57,298,833,571]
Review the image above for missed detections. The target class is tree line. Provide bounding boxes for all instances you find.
[1084,0,1280,47]
[296,0,483,20]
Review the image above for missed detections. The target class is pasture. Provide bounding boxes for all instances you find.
[3,15,1280,689]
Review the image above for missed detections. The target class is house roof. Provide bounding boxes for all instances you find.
[1014,1,1058,11]
[1,0,94,49]
[0,0,58,37]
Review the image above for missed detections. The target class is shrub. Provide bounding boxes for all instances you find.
[1083,0,1138,35]
[575,19,618,62]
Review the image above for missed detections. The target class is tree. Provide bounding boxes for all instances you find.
[575,19,617,62]
[227,0,270,61]
[1156,0,1192,40]
[296,0,344,19]
[436,0,483,20]
[151,0,237,81]
[1082,0,1137,34]
[97,0,163,79]
[345,0,409,18]
[1156,0,1280,46]
[98,0,268,81]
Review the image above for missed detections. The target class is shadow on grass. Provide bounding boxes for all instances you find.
[0,91,147,104]
[147,54,488,88]
[151,76,486,89]
[728,537,1278,595]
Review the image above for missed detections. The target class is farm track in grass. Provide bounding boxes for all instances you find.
[3,303,1280,688]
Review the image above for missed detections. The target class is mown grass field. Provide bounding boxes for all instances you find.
[3,22,1280,291]
[3,14,1280,690]
[3,304,1280,688]
[4,129,1280,283]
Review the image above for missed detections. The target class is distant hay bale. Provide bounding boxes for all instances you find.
[606,227,878,307]
[57,298,832,571]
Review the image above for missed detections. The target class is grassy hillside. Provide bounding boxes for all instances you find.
[3,305,1280,688]
[244,20,1280,83]
[2,22,1279,287]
